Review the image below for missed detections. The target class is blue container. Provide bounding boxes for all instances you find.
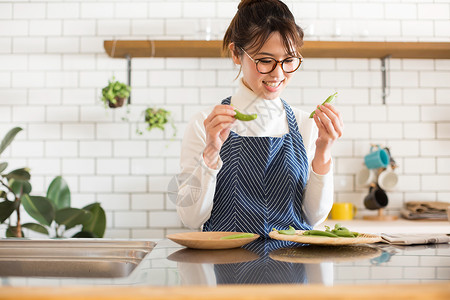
[364,146,389,169]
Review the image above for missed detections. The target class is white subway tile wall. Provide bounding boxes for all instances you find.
[0,1,449,242]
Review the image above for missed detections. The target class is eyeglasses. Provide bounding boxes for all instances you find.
[240,47,302,74]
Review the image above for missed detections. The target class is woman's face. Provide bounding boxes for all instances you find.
[232,32,296,100]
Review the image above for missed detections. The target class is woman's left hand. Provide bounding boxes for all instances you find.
[312,103,344,174]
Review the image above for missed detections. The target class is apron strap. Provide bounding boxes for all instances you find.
[281,99,299,133]
[221,97,231,105]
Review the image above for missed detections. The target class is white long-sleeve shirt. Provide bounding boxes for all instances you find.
[177,79,333,230]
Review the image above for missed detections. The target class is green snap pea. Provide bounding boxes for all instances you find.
[234,109,257,121]
[309,92,338,118]
[302,223,360,238]
[220,233,255,240]
[329,224,359,237]
[302,230,339,237]
[273,225,296,235]
[332,229,357,238]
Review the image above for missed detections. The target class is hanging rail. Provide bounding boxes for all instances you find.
[381,55,391,105]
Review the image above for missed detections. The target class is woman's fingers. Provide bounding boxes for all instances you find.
[204,105,236,124]
[204,106,236,133]
[205,115,235,135]
[202,105,236,168]
[313,112,326,133]
[314,105,336,138]
[204,105,236,153]
[323,103,344,129]
[314,104,343,140]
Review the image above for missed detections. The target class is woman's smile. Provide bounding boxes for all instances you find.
[263,79,285,91]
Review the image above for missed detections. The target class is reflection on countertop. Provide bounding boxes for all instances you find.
[1,238,449,287]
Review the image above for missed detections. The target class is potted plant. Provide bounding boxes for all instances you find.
[20,176,106,238]
[0,127,106,238]
[101,77,131,108]
[137,108,177,136]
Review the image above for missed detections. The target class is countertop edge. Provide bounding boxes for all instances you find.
[1,282,449,300]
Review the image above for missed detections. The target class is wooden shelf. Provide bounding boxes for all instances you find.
[104,40,450,59]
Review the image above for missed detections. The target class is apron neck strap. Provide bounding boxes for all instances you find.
[281,99,299,133]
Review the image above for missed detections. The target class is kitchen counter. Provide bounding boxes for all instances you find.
[1,236,449,299]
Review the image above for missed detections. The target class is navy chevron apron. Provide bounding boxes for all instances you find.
[203,97,312,238]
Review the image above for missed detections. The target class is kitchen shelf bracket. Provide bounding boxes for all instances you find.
[381,55,391,105]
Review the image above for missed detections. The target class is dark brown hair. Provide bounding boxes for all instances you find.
[223,0,304,57]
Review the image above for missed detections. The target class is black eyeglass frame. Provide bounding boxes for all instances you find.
[239,47,303,74]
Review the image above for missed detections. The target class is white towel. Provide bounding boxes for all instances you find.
[381,233,450,245]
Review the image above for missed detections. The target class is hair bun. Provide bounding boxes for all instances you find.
[238,0,263,10]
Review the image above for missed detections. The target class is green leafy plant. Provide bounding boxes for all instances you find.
[137,108,177,136]
[0,127,31,238]
[101,77,131,108]
[20,176,106,238]
[0,127,106,238]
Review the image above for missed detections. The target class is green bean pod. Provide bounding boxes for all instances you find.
[332,229,356,238]
[234,109,257,121]
[220,233,255,240]
[273,225,296,235]
[302,230,339,237]
[309,92,338,118]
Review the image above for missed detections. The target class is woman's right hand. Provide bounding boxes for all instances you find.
[203,105,236,169]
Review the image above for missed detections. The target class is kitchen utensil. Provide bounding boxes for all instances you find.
[364,184,388,210]
[330,203,357,220]
[364,145,389,169]
[166,231,259,250]
[356,167,376,187]
[378,165,398,191]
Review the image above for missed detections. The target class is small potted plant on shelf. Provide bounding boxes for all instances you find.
[137,108,176,136]
[101,77,131,108]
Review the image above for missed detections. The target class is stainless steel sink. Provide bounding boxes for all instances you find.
[0,239,156,278]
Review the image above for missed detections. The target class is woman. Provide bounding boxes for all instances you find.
[176,0,343,237]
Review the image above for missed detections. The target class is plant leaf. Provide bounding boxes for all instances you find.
[47,176,71,209]
[55,207,92,230]
[6,226,24,238]
[0,162,8,173]
[11,180,32,195]
[82,203,106,238]
[0,199,18,223]
[21,195,55,226]
[22,222,49,235]
[0,127,22,156]
[6,168,31,181]
[72,231,97,238]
